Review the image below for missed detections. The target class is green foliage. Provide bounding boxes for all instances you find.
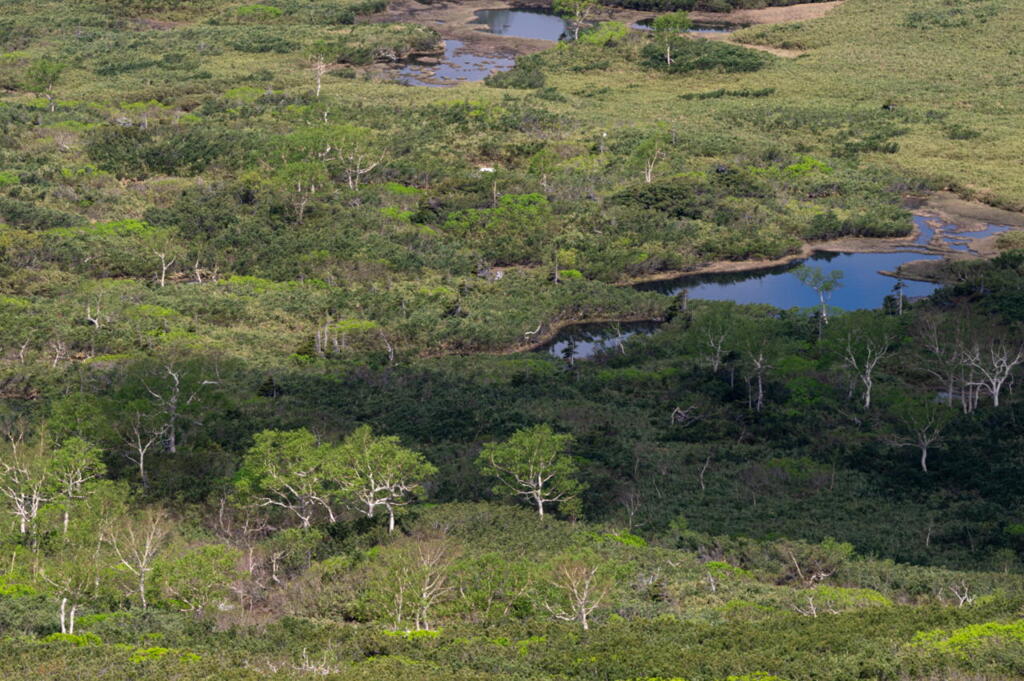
[678,88,775,101]
[233,4,284,22]
[330,23,440,65]
[2,1,1024,678]
[478,425,583,517]
[41,632,102,646]
[484,56,546,89]
[904,0,999,29]
[642,38,771,74]
[578,21,629,46]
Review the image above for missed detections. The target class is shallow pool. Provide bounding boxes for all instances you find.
[472,9,566,41]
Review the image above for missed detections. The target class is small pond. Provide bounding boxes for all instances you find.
[544,321,661,361]
[540,249,944,360]
[472,9,566,41]
[398,39,515,86]
[541,211,1024,360]
[635,250,942,307]
[631,18,744,35]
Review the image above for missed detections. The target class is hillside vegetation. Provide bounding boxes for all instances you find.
[2,0,1024,679]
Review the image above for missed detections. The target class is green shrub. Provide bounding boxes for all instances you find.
[579,21,629,46]
[0,197,85,230]
[904,1,999,30]
[945,123,981,140]
[485,58,546,89]
[642,38,770,74]
[227,31,299,53]
[234,4,284,22]
[41,632,102,646]
[331,24,441,65]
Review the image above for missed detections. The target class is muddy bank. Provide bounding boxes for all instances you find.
[376,0,844,62]
[374,0,560,59]
[912,191,1024,230]
[907,191,1024,258]
[614,237,937,288]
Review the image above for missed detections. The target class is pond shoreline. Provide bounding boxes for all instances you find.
[419,197,1024,361]
[418,311,668,359]
[614,192,1024,289]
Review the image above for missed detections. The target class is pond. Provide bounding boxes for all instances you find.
[539,213,1018,360]
[398,39,515,86]
[539,248,949,361]
[634,250,942,308]
[543,321,662,362]
[631,18,745,35]
[472,9,566,41]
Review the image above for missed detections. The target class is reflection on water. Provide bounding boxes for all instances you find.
[472,9,566,41]
[542,249,943,360]
[631,18,743,35]
[536,216,1021,361]
[544,321,661,360]
[635,251,942,309]
[398,39,515,87]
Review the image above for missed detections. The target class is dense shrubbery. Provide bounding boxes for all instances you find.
[484,56,547,89]
[642,37,771,73]
[330,23,441,64]
[84,125,244,179]
[2,0,1024,677]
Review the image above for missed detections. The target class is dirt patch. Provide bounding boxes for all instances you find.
[689,0,843,26]
[912,191,1024,230]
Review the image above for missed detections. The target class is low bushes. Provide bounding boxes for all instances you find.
[642,38,771,74]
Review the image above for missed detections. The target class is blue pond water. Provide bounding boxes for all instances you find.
[635,251,942,309]
[911,215,1010,252]
[541,249,942,359]
[398,39,515,86]
[538,214,1019,360]
[545,322,661,361]
[472,9,566,41]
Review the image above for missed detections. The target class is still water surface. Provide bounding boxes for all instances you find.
[472,9,566,40]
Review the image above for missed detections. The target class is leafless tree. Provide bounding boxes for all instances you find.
[105,507,174,610]
[887,402,950,473]
[642,145,662,184]
[948,579,974,607]
[961,334,1024,407]
[742,344,771,412]
[0,433,49,536]
[144,363,217,456]
[545,557,609,631]
[154,251,176,288]
[310,54,328,98]
[841,328,895,409]
[121,412,165,490]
